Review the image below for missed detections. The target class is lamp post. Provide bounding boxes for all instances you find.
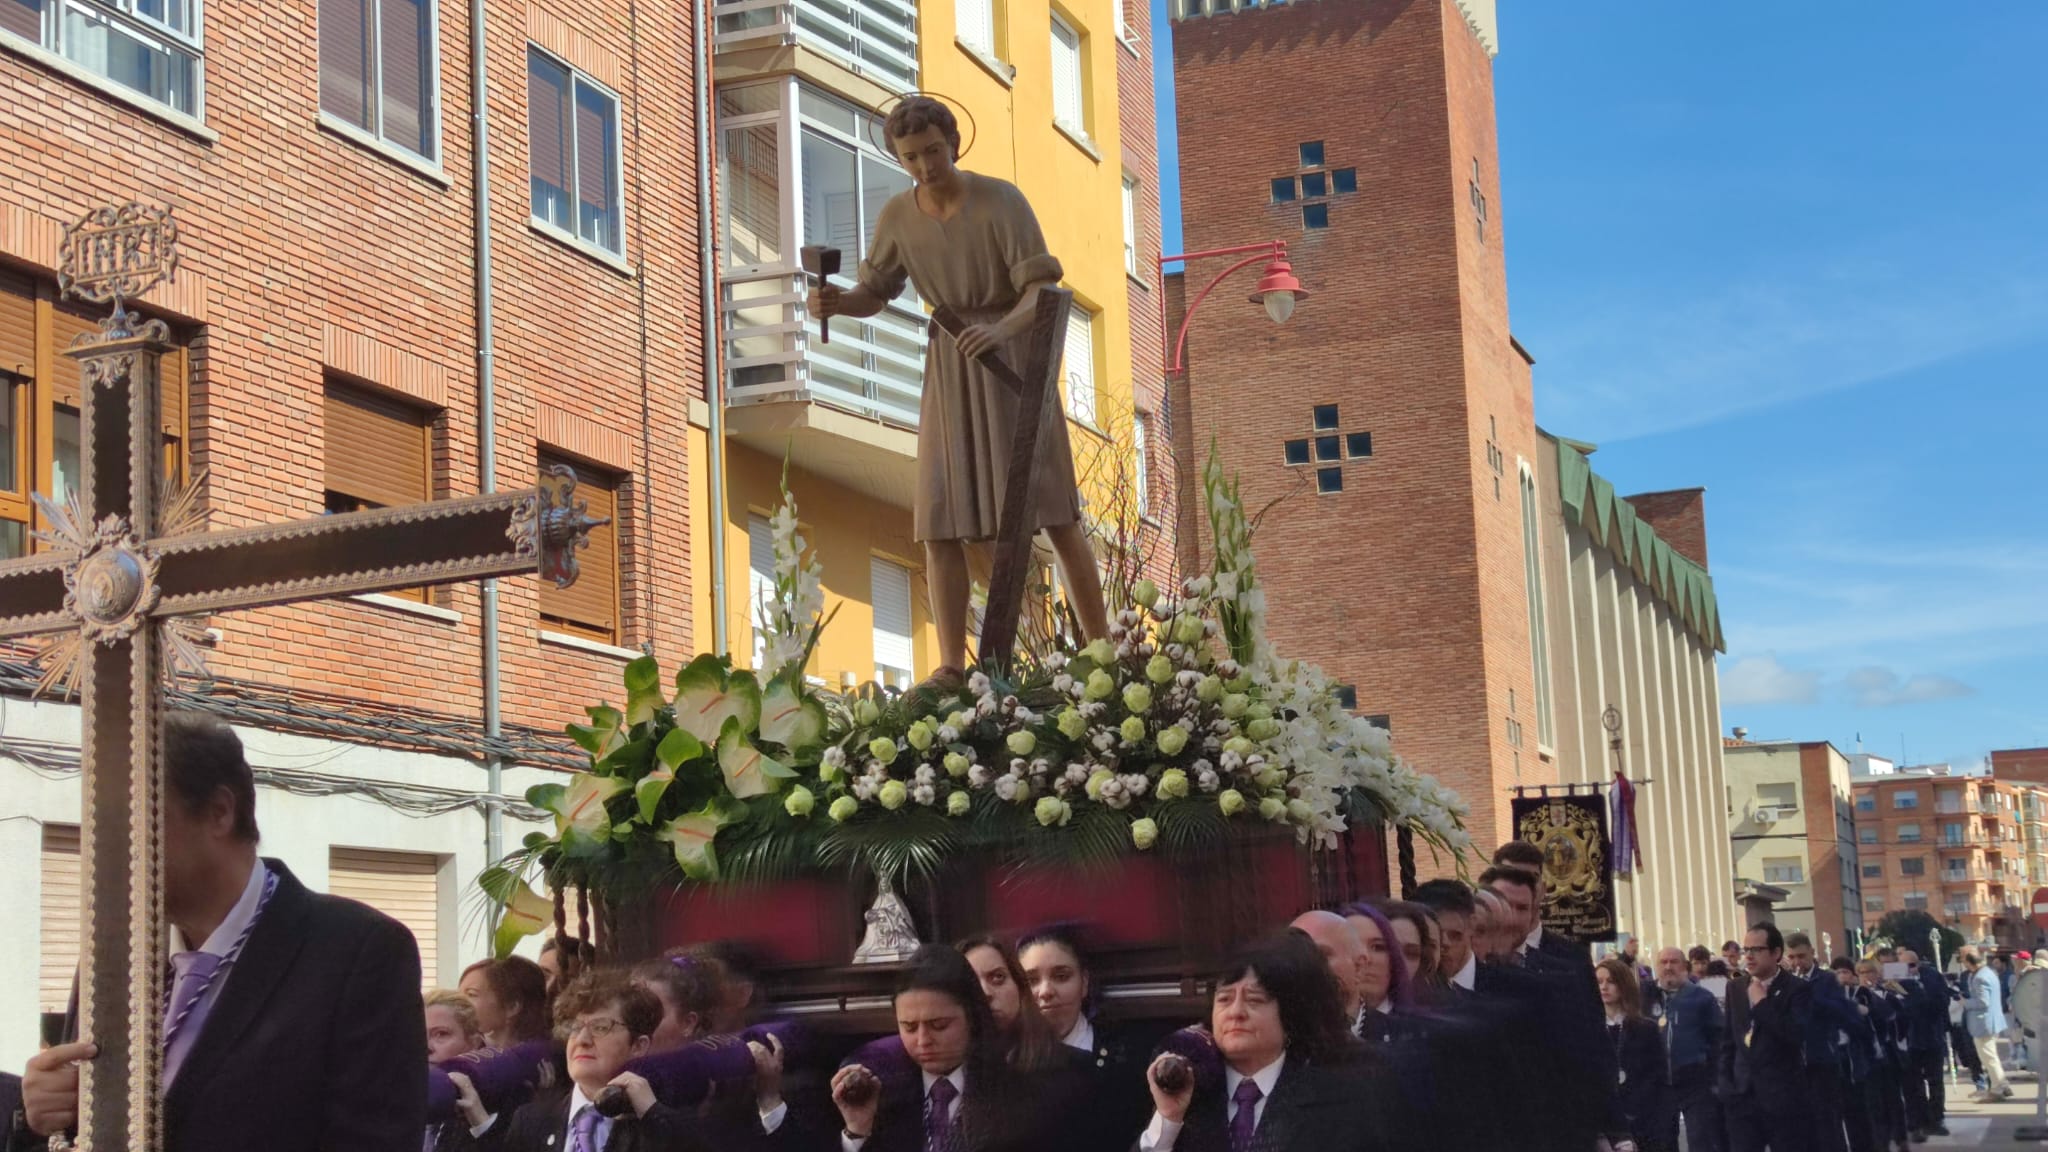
[1157,240,1310,374]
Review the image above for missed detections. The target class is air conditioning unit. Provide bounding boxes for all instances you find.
[1754,806,1785,824]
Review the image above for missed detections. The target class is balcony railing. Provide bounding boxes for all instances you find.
[713,0,919,92]
[724,271,927,429]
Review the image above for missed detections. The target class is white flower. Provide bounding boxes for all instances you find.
[913,783,936,806]
[968,764,992,787]
[995,775,1020,801]
[968,671,992,695]
[821,746,847,770]
[938,726,960,744]
[914,764,936,786]
[1197,769,1220,793]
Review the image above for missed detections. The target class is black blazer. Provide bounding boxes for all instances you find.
[1151,1056,1407,1152]
[1608,1016,1664,1136]
[486,1090,701,1152]
[40,859,426,1152]
[1722,972,1813,1115]
[839,1063,1078,1152]
[1061,1022,1151,1152]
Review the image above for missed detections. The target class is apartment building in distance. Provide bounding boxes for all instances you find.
[1852,762,2037,946]
[1723,738,1861,950]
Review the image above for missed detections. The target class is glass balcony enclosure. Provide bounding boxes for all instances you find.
[713,0,918,96]
[718,79,928,430]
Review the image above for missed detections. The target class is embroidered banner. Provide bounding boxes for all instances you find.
[1511,793,1618,943]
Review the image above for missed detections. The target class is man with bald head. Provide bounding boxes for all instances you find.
[1290,910,1366,1033]
[1648,946,1727,1152]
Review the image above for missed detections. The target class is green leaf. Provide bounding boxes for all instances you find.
[525,782,567,811]
[673,662,763,744]
[656,726,706,772]
[717,717,796,799]
[760,674,827,751]
[567,704,628,762]
[624,656,665,726]
[546,772,628,842]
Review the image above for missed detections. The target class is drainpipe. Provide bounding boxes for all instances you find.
[696,0,730,656]
[470,0,506,870]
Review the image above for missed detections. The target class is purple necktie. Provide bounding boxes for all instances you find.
[571,1104,603,1152]
[1228,1077,1263,1152]
[160,950,223,1087]
[925,1076,959,1152]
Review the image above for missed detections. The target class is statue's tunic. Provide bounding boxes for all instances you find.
[858,171,1085,543]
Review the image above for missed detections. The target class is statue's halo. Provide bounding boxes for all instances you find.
[869,89,980,163]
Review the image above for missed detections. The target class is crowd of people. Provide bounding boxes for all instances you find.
[5,714,2035,1152]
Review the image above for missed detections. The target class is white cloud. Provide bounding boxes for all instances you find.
[1722,654,1821,707]
[1844,666,1973,709]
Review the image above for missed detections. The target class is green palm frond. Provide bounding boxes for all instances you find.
[819,809,959,886]
[1152,798,1229,859]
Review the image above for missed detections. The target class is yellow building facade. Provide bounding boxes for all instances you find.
[691,0,1144,685]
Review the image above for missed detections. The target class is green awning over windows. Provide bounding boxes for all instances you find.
[1556,440,1726,653]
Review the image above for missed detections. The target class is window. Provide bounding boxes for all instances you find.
[1943,822,1965,845]
[528,46,622,256]
[1050,14,1084,134]
[1316,467,1342,494]
[748,514,774,668]
[1856,793,1875,812]
[1864,897,1884,913]
[1335,685,1358,710]
[38,824,79,1020]
[1345,431,1372,458]
[1271,178,1296,203]
[1132,410,1150,517]
[1314,434,1339,463]
[1282,439,1310,466]
[1902,893,1929,912]
[1062,304,1095,425]
[1299,141,1323,168]
[1300,172,1326,198]
[1302,203,1328,230]
[1312,405,1339,430]
[322,379,436,603]
[1332,167,1357,194]
[329,848,439,990]
[319,0,437,160]
[1894,791,1920,809]
[1,273,186,560]
[1862,862,1882,878]
[1121,174,1138,275]
[1900,857,1925,876]
[1755,782,1798,812]
[1762,857,1804,885]
[1897,823,1922,843]
[1519,468,1554,749]
[1,0,203,117]
[1858,827,1878,845]
[871,556,914,689]
[956,0,995,58]
[536,452,620,642]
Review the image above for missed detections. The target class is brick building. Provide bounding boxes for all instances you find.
[1163,0,1736,945]
[1,0,706,1059]
[1852,765,2039,946]
[1992,747,2048,787]
[1723,739,1861,950]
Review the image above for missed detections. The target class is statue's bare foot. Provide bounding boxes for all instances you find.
[911,665,966,696]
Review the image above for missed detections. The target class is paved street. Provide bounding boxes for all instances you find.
[1921,1070,2048,1149]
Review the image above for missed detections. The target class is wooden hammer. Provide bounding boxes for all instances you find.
[801,245,842,344]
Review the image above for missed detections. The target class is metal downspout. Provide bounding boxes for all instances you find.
[470,0,506,872]
[697,0,730,656]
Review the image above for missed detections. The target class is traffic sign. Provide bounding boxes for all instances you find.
[2031,886,2048,930]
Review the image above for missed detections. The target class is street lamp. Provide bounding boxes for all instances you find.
[1158,240,1310,374]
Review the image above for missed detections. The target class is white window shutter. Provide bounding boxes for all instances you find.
[1051,16,1082,130]
[957,0,994,56]
[871,557,914,682]
[1063,305,1095,425]
[1121,176,1137,274]
[1133,410,1150,516]
[749,515,776,665]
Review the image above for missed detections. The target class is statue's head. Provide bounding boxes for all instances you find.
[884,96,963,185]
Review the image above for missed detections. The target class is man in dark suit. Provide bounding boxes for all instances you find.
[1783,932,1857,1152]
[1492,841,1594,966]
[1893,949,1950,1141]
[1722,922,1815,1152]
[1482,864,1615,1152]
[19,713,426,1151]
[1647,947,1725,1152]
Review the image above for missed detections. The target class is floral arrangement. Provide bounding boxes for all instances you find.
[483,462,1471,950]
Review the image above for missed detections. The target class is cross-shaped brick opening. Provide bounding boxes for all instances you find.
[1271,141,1358,232]
[1283,403,1372,494]
[1469,158,1489,241]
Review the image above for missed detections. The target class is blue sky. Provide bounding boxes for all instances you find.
[1152,4,2048,771]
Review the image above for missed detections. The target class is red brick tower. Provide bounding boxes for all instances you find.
[1169,0,1547,850]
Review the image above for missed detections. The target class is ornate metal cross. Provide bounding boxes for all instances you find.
[928,286,1071,665]
[0,203,605,1152]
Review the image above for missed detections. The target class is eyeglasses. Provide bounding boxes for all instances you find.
[560,1017,628,1042]
[1741,946,1776,956]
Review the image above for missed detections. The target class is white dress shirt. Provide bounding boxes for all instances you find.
[1523,924,1545,955]
[1452,951,1478,990]
[1062,1016,1097,1053]
[165,854,266,1080]
[1138,1054,1285,1152]
[841,1066,966,1152]
[564,1085,615,1152]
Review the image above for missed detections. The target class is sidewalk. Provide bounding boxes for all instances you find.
[1933,1069,2048,1149]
